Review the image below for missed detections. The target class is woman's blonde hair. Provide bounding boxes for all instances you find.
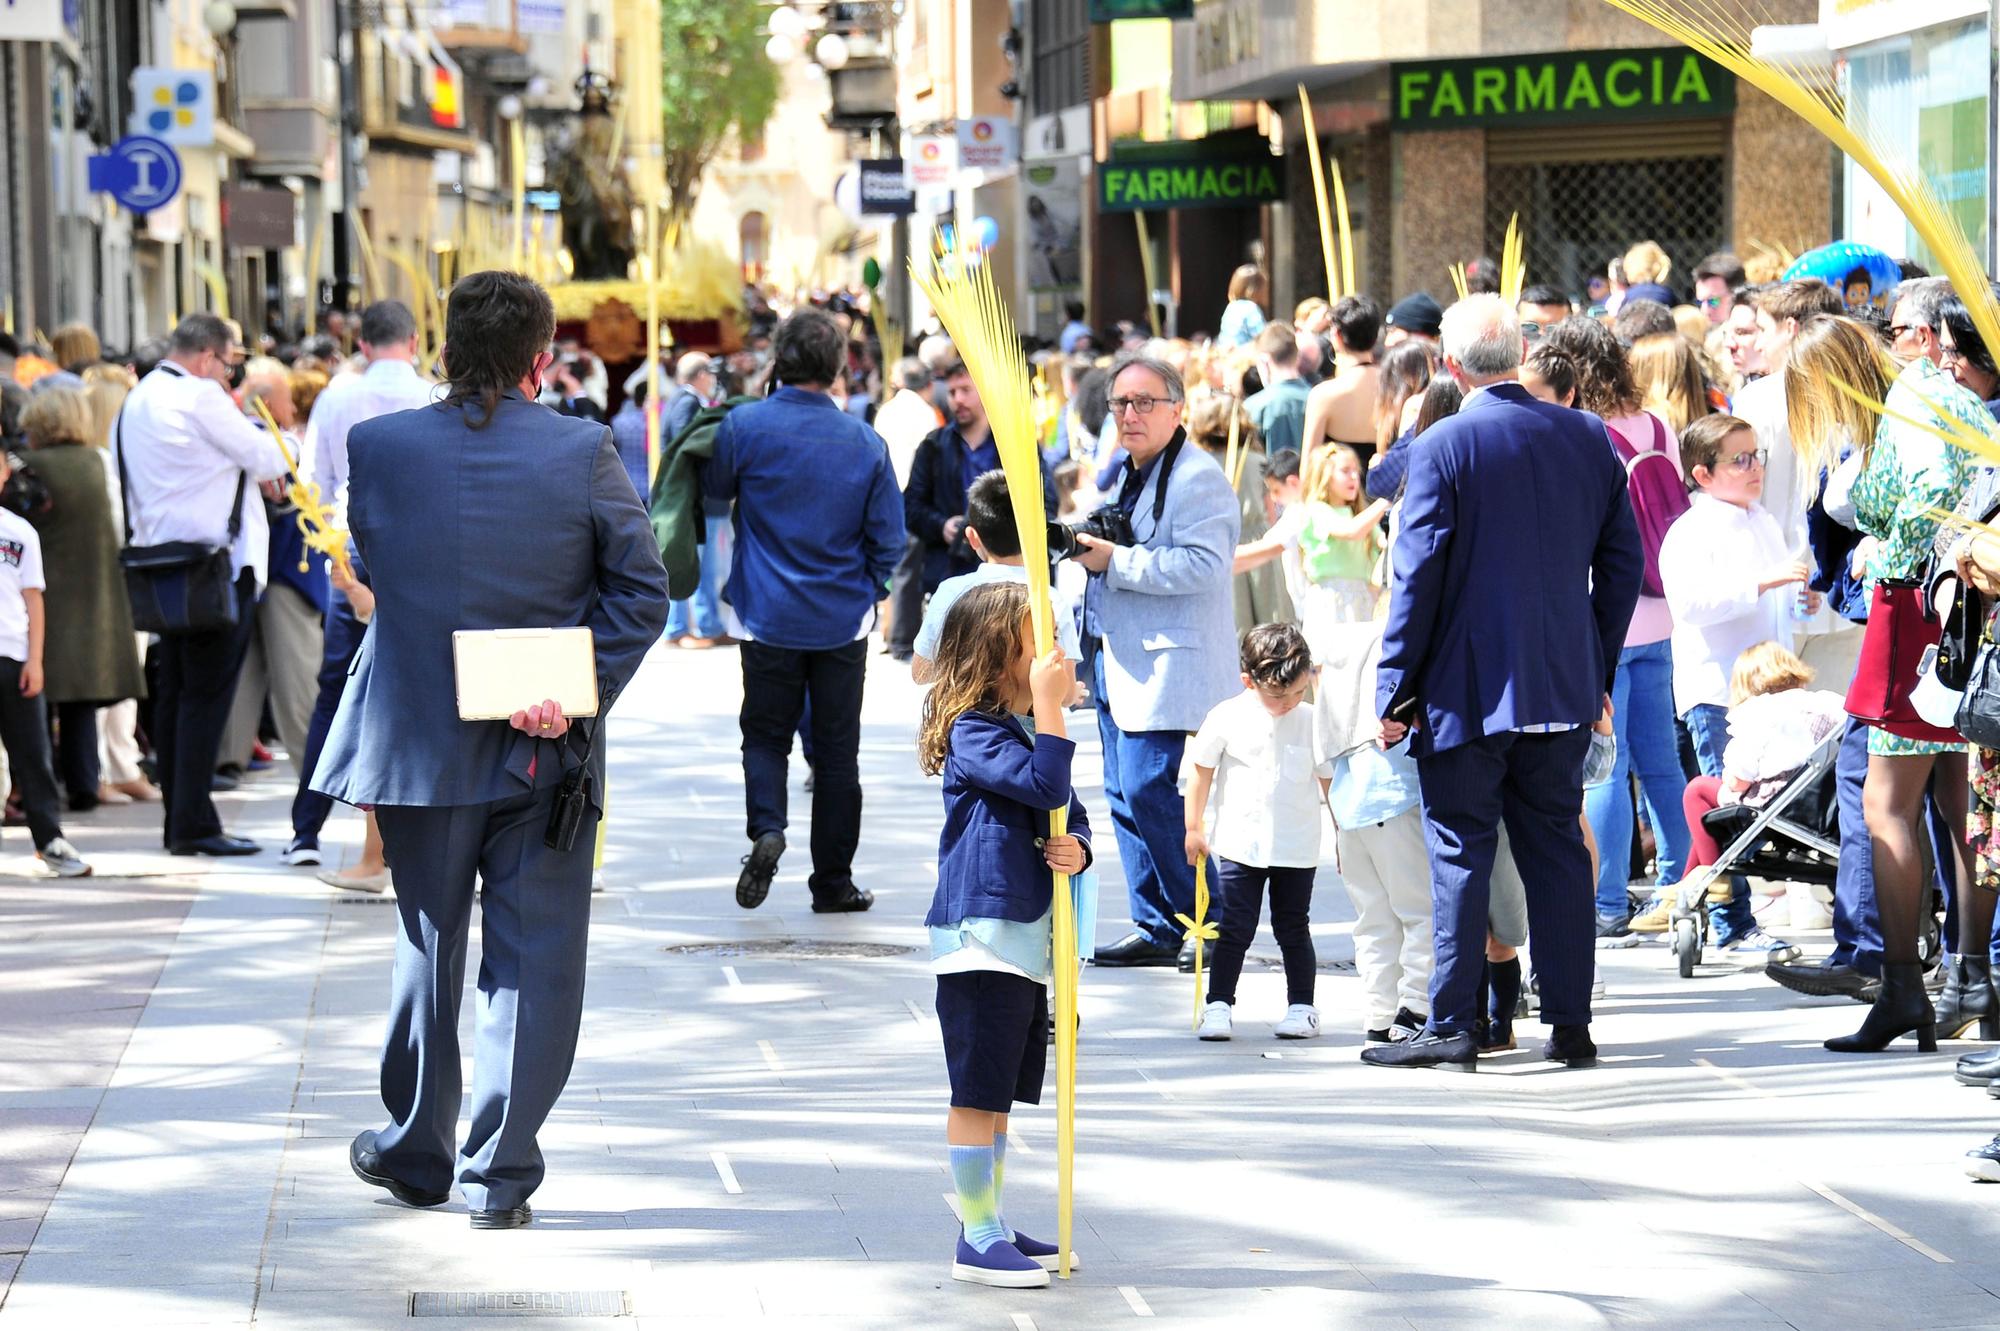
[1623,240,1672,286]
[20,386,93,448]
[290,367,330,421]
[1730,641,1816,705]
[917,581,1031,777]
[79,363,130,449]
[1630,333,1712,433]
[1784,314,1892,488]
[49,322,100,371]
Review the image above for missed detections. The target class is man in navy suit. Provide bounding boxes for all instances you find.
[1363,294,1643,1073]
[314,271,669,1227]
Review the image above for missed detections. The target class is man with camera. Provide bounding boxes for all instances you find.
[1070,355,1241,967]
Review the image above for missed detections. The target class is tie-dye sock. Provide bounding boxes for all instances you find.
[950,1144,1007,1253]
[991,1133,1014,1242]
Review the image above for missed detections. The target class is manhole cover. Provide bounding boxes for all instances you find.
[410,1290,628,1317]
[661,937,917,960]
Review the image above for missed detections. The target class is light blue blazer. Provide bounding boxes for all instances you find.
[1095,436,1242,734]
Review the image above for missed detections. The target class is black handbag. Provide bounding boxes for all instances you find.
[1956,636,2000,750]
[1939,578,1985,691]
[114,404,246,635]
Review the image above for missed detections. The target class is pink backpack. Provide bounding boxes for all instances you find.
[1606,414,1688,599]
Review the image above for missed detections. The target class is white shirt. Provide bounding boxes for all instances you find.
[0,510,44,661]
[873,388,939,487]
[115,362,290,588]
[1658,492,1796,713]
[1266,501,1310,610]
[1186,690,1335,869]
[304,358,436,524]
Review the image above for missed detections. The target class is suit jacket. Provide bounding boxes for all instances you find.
[311,390,669,807]
[1376,381,1643,757]
[904,422,1060,593]
[1095,435,1242,734]
[927,710,1093,928]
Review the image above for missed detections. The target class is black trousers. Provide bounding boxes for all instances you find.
[0,659,63,850]
[739,638,866,898]
[1207,858,1317,1007]
[155,572,258,845]
[54,701,99,803]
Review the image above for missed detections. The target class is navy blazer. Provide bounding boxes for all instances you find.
[903,422,1060,594]
[926,710,1094,928]
[1376,382,1644,757]
[311,391,669,807]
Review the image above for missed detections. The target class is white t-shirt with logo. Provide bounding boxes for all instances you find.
[1186,689,1335,869]
[0,509,46,662]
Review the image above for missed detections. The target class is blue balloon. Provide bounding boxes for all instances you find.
[1782,242,1902,313]
[975,215,1001,250]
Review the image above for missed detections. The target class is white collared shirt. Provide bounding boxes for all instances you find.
[1186,690,1335,868]
[304,358,437,524]
[1658,491,1797,713]
[115,362,291,589]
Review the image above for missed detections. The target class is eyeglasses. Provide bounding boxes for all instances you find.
[1890,324,1917,341]
[1941,344,1966,366]
[1109,395,1166,416]
[1723,448,1768,471]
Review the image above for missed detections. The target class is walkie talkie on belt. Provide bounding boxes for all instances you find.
[543,721,596,853]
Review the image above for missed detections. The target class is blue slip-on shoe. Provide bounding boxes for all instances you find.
[1010,1230,1080,1273]
[952,1233,1050,1288]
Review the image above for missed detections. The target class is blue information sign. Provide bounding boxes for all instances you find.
[86,135,183,214]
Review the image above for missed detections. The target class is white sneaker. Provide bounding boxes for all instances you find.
[1721,927,1801,965]
[1273,1004,1320,1039]
[1197,1000,1233,1041]
[38,837,91,878]
[280,841,322,867]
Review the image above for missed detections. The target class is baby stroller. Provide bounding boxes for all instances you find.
[1668,731,1843,978]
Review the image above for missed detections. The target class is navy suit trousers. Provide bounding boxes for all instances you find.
[372,786,595,1211]
[1417,728,1595,1033]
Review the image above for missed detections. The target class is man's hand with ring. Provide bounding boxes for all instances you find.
[1071,532,1116,574]
[510,698,570,738]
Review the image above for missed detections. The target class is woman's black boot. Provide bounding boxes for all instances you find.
[1934,955,2000,1040]
[1825,962,1938,1053]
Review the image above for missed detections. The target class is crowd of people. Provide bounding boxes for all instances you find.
[23,231,2000,1277]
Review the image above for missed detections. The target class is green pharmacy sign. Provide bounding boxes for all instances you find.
[1099,155,1284,212]
[1393,48,1735,130]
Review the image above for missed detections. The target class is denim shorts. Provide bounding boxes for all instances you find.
[937,970,1048,1113]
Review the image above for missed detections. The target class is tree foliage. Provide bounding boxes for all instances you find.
[659,1,781,226]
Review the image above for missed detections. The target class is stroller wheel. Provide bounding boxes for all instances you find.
[1674,918,1699,979]
[1919,907,1943,971]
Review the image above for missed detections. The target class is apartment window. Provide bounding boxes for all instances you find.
[1030,0,1088,118]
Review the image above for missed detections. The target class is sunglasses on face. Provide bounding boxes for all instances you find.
[1699,295,1727,309]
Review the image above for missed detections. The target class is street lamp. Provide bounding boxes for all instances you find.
[815,33,850,70]
[203,1,239,37]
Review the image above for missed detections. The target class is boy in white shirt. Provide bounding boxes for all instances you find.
[0,458,88,877]
[1183,623,1332,1040]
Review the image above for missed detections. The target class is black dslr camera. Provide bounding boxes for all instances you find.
[1047,507,1135,561]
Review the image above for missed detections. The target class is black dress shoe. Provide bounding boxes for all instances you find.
[1359,1030,1477,1071]
[1092,931,1178,968]
[736,831,784,909]
[1364,1027,1394,1043]
[1957,1046,2000,1085]
[810,885,874,913]
[1176,939,1199,972]
[349,1131,449,1208]
[1392,1007,1427,1040]
[1543,1024,1599,1068]
[1766,957,1874,1000]
[469,1204,532,1230]
[170,834,261,857]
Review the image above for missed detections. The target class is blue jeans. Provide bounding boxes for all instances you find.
[1089,642,1197,949]
[667,513,727,639]
[1585,640,1691,921]
[1681,701,1758,945]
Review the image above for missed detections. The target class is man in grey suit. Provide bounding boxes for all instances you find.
[1071,355,1241,968]
[313,271,668,1228]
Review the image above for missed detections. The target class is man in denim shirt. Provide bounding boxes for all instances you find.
[706,308,905,913]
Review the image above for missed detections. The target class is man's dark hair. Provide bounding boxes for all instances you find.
[1520,283,1571,312]
[1939,285,2000,380]
[1331,295,1381,353]
[169,313,235,357]
[1734,281,1769,310]
[1241,622,1312,688]
[1522,343,1579,404]
[1693,252,1747,288]
[0,332,17,360]
[944,361,973,381]
[964,470,1023,558]
[1263,448,1302,483]
[772,307,846,388]
[1064,299,1086,321]
[441,270,557,429]
[1462,256,1502,295]
[358,300,417,348]
[1611,299,1676,346]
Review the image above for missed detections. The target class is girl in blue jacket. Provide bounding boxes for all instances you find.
[917,580,1092,1289]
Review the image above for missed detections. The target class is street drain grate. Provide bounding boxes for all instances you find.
[409,1290,628,1317]
[662,938,918,960]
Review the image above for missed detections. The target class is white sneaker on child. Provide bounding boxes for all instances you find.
[1197,1000,1233,1041]
[1273,1004,1320,1039]
[38,837,91,878]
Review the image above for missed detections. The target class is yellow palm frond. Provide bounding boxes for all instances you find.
[1500,213,1527,306]
[1298,85,1341,301]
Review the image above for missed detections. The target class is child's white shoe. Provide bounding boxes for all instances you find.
[1273,1003,1320,1039]
[1197,1000,1233,1040]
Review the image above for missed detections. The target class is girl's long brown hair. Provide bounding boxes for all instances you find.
[918,581,1032,776]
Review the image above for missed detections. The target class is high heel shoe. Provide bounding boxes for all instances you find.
[1825,962,1939,1053]
[1934,955,2000,1040]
